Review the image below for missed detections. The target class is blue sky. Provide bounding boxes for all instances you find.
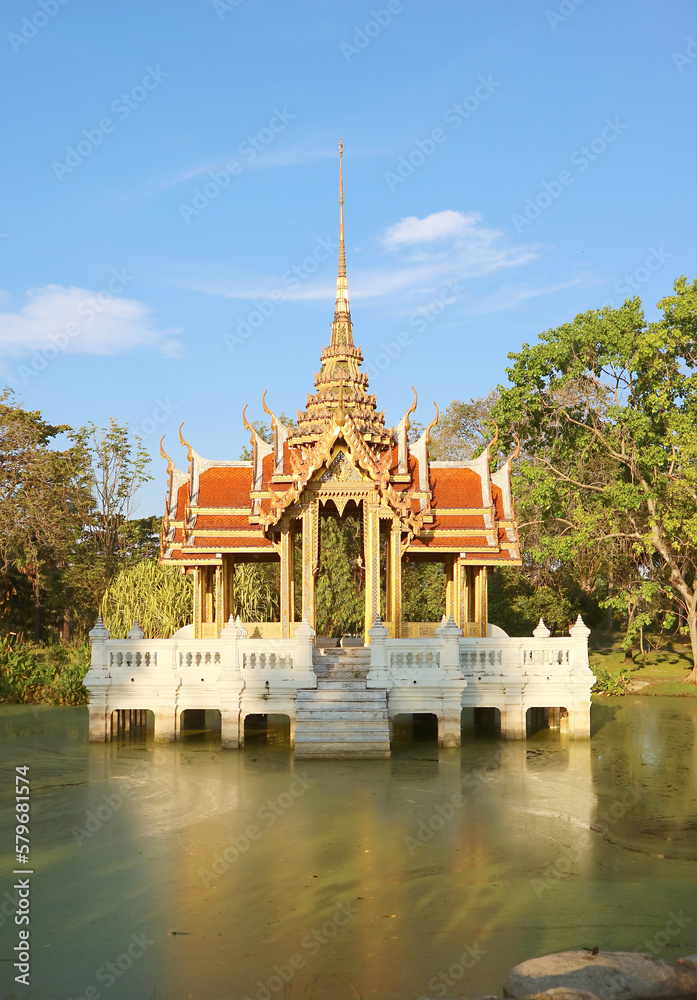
[1,0,695,516]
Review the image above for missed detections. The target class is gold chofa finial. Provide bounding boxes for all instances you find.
[338,137,346,280]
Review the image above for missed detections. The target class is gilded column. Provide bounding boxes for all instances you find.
[479,566,488,638]
[301,504,318,632]
[224,555,235,623]
[389,520,402,637]
[193,568,202,639]
[279,527,294,638]
[363,499,380,642]
[445,554,456,620]
[455,558,465,633]
[215,565,223,637]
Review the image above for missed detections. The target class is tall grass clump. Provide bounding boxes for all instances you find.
[100,560,192,638]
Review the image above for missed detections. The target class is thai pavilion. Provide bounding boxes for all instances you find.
[159,142,521,644]
[85,143,594,755]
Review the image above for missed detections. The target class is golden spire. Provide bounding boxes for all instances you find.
[334,137,350,322]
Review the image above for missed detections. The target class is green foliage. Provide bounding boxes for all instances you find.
[0,387,93,637]
[315,508,364,636]
[488,565,601,636]
[239,413,295,459]
[423,390,498,460]
[233,562,279,622]
[0,391,157,641]
[592,666,630,696]
[100,560,192,638]
[0,635,89,705]
[402,562,446,622]
[494,276,697,679]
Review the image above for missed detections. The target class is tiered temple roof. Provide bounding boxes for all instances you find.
[160,141,520,572]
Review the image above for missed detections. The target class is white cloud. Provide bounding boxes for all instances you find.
[0,285,181,359]
[158,143,337,192]
[382,209,484,248]
[183,208,542,309]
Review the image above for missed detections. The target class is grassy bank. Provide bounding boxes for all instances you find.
[0,636,90,705]
[589,633,696,696]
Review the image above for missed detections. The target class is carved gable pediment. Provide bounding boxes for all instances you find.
[317,450,363,485]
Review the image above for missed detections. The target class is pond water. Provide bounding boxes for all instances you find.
[1,697,696,1000]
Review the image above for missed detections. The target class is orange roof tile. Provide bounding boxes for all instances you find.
[175,483,189,520]
[409,534,491,549]
[195,514,252,530]
[430,467,483,508]
[197,467,253,507]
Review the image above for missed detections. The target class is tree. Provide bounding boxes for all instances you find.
[0,389,91,639]
[315,506,364,637]
[410,390,498,459]
[239,413,295,459]
[402,561,446,623]
[494,277,697,680]
[79,418,153,582]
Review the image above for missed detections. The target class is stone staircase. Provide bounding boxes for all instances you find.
[293,647,391,759]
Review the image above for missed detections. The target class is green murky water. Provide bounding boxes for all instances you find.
[1,697,696,1000]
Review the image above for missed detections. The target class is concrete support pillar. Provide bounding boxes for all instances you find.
[501,685,527,740]
[548,706,561,729]
[88,705,108,742]
[86,617,110,741]
[293,618,317,687]
[363,501,381,643]
[154,708,178,742]
[366,616,390,687]
[438,708,462,748]
[568,701,591,737]
[221,709,240,748]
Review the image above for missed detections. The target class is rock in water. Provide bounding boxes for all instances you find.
[503,950,697,999]
[529,990,602,1000]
